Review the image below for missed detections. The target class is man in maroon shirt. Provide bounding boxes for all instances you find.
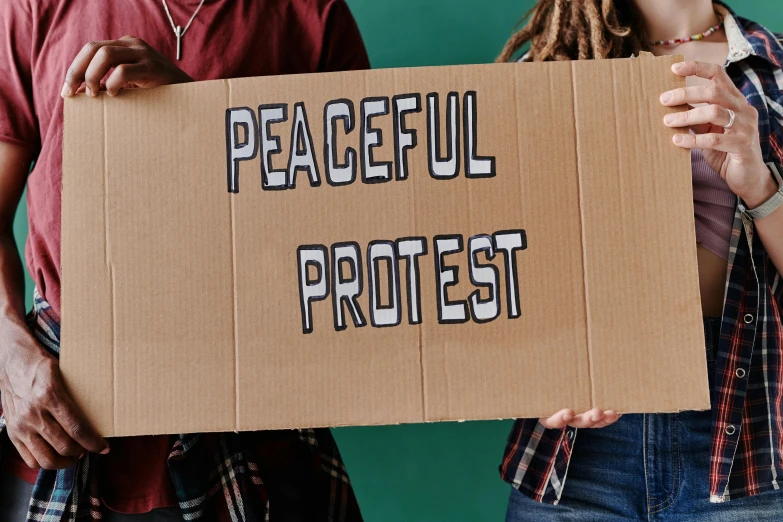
[0,0,370,520]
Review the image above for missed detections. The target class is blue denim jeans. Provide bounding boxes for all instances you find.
[506,318,783,521]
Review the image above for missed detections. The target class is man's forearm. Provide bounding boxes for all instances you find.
[0,232,27,333]
[0,142,32,340]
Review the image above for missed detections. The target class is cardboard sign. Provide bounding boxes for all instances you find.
[61,55,709,437]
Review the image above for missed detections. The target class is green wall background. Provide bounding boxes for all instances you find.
[11,2,782,521]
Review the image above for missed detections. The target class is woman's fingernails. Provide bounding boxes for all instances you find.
[661,92,673,103]
[61,82,72,98]
[664,114,675,125]
[562,412,573,422]
[673,135,684,145]
[672,62,684,73]
[85,87,93,97]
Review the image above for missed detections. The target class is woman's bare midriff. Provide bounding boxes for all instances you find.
[697,245,729,317]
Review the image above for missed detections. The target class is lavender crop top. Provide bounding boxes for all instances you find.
[692,149,736,261]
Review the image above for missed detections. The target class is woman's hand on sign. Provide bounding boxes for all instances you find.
[61,36,193,99]
[539,408,622,430]
[662,61,777,208]
[0,328,109,470]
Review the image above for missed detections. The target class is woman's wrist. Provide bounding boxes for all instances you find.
[736,164,779,209]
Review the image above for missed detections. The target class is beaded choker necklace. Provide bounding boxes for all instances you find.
[650,19,724,46]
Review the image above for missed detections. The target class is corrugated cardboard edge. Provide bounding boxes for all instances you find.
[64,55,700,436]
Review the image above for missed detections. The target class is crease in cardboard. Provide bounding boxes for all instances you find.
[636,59,647,148]
[569,62,596,410]
[610,63,626,213]
[512,68,526,227]
[101,95,117,434]
[388,66,427,423]
[443,341,451,419]
[225,79,240,432]
[418,322,425,421]
[395,68,428,423]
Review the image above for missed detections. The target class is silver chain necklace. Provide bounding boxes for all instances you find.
[160,0,206,60]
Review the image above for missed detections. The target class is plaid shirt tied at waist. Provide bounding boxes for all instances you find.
[0,290,362,522]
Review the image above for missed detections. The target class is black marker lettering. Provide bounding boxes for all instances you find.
[392,94,422,181]
[463,92,497,178]
[468,235,500,323]
[225,107,258,193]
[287,102,321,189]
[493,230,527,319]
[297,245,329,334]
[434,235,468,324]
[367,241,401,328]
[396,237,427,325]
[360,97,393,184]
[324,99,357,186]
[331,242,367,331]
[259,104,288,190]
[427,92,460,179]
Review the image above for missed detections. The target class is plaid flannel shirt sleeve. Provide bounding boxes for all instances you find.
[767,66,783,306]
[500,418,577,504]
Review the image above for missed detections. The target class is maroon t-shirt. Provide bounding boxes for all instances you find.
[0,0,369,514]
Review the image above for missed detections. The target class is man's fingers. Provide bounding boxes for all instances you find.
[62,39,134,97]
[540,409,574,429]
[83,46,142,97]
[25,434,77,470]
[38,412,85,457]
[672,132,739,153]
[104,63,150,96]
[49,390,109,455]
[8,434,40,470]
[664,104,734,129]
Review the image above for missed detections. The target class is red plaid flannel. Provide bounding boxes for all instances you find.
[500,3,783,505]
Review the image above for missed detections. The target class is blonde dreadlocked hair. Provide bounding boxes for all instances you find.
[497,0,650,62]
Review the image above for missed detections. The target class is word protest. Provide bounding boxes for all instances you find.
[296,231,526,334]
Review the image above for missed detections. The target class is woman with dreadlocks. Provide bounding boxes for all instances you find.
[499,1,783,520]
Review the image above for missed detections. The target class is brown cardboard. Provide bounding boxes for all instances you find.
[61,55,709,437]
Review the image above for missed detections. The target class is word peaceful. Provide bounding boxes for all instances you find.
[225,91,496,192]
